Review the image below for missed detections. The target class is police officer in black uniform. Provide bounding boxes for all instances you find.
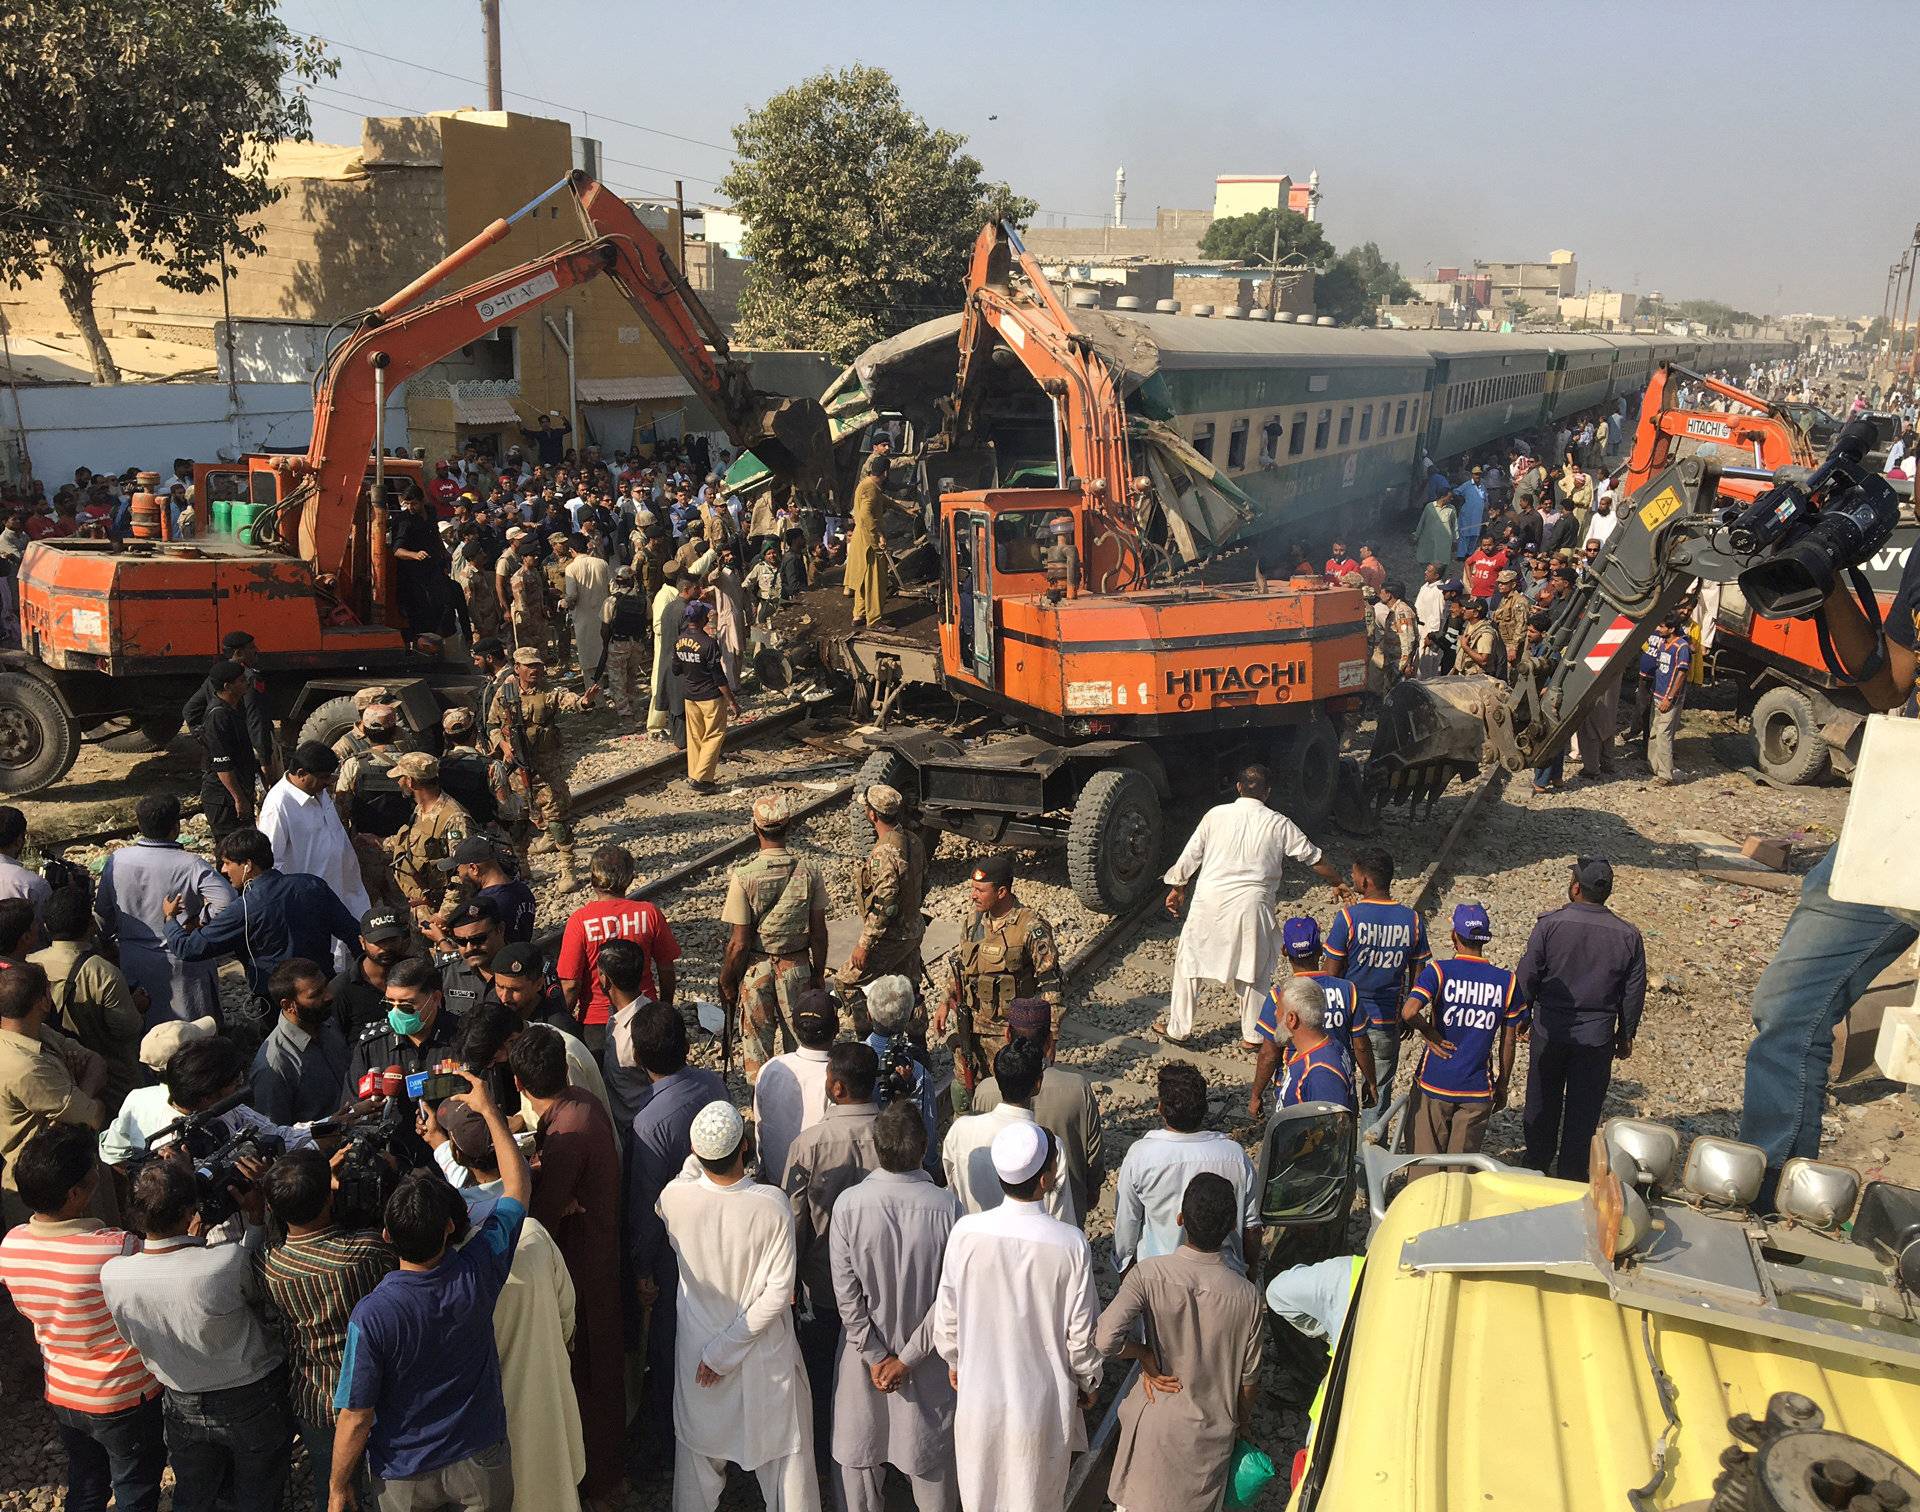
[197,660,261,841]
[329,907,417,1042]
[438,895,506,1019]
[183,629,278,783]
[342,953,465,1097]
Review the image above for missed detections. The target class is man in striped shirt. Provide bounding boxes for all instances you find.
[0,1124,164,1512]
[259,1147,395,1512]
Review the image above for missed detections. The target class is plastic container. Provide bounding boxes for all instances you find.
[228,502,261,541]
[209,500,232,537]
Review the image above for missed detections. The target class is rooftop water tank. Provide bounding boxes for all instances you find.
[1191,304,1214,317]
[1114,295,1143,311]
[1220,305,1245,320]
[1154,299,1180,313]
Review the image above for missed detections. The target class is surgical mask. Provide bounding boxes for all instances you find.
[388,1006,425,1037]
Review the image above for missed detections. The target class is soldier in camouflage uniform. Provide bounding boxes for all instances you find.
[441,704,486,761]
[508,540,552,657]
[935,851,1063,1113]
[333,702,403,826]
[487,646,597,892]
[383,751,473,940]
[717,789,828,1084]
[331,685,397,765]
[835,781,928,1034]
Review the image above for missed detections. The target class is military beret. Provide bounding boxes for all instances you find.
[490,942,542,979]
[972,852,1015,888]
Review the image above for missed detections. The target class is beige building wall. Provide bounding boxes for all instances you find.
[1212,175,1293,220]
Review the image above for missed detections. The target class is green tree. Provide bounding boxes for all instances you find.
[0,0,334,384]
[1505,297,1535,325]
[1316,242,1415,325]
[722,66,1035,362]
[1864,315,1892,346]
[1673,297,1759,332]
[1198,207,1333,269]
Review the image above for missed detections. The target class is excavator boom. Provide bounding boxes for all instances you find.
[283,172,828,622]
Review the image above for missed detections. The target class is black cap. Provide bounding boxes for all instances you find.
[971,852,1015,888]
[490,942,542,979]
[360,907,408,943]
[450,835,498,866]
[472,635,505,658]
[446,895,501,928]
[209,659,248,689]
[221,630,256,651]
[1571,856,1614,892]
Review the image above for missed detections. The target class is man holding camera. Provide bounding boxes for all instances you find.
[100,1151,291,1512]
[330,1063,531,1512]
[1740,516,1920,1197]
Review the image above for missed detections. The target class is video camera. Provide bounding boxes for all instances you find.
[1720,418,1902,620]
[142,1091,284,1228]
[328,1065,441,1231]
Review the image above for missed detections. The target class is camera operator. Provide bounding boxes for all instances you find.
[1740,530,1920,1199]
[259,1148,395,1512]
[343,956,465,1097]
[99,1152,292,1512]
[101,1036,316,1167]
[330,1066,531,1512]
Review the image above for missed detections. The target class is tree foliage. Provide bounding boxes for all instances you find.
[1198,208,1333,269]
[1317,242,1414,325]
[0,0,335,383]
[722,66,1036,362]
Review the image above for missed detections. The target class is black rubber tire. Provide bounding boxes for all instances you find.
[1271,715,1341,826]
[297,695,362,753]
[1067,766,1163,914]
[92,712,182,754]
[0,672,78,795]
[1751,685,1830,785]
[848,748,913,851]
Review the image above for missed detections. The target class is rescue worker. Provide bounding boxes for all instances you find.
[836,782,928,1029]
[934,852,1064,1113]
[716,790,829,1084]
[488,647,597,892]
[331,686,395,765]
[383,752,473,938]
[674,599,737,793]
[594,564,651,720]
[1041,517,1080,601]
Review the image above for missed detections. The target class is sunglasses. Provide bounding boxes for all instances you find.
[452,929,493,951]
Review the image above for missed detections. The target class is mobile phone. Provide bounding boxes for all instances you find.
[406,1070,463,1101]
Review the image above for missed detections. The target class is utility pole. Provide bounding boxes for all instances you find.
[1266,186,1282,315]
[675,180,687,272]
[480,0,502,111]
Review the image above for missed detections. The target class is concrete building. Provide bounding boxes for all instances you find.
[1558,289,1639,329]
[1021,208,1213,264]
[1477,250,1578,314]
[1212,173,1320,222]
[2,109,703,463]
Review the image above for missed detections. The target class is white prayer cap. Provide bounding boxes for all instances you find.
[990,1121,1048,1185]
[689,1100,744,1161]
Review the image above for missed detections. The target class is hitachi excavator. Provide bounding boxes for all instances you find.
[0,171,827,794]
[1366,362,1902,807]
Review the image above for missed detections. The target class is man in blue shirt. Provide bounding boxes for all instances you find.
[1266,977,1355,1113]
[1401,903,1527,1166]
[624,994,726,1463]
[331,1064,530,1511]
[1323,847,1431,1133]
[1453,468,1487,558]
[160,827,362,1015]
[1648,613,1691,785]
[1252,917,1375,1111]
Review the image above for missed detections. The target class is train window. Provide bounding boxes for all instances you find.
[1314,409,1331,450]
[1337,408,1353,446]
[1394,400,1407,434]
[1289,414,1308,456]
[1358,407,1372,442]
[1228,418,1250,471]
[1192,422,1215,461]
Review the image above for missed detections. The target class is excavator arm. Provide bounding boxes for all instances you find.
[1624,361,1813,494]
[1366,450,1743,807]
[276,171,828,623]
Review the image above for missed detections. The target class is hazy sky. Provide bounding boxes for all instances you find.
[280,0,1913,318]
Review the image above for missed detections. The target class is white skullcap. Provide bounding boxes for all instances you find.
[689,1100,744,1161]
[865,975,915,1034]
[990,1121,1049,1185]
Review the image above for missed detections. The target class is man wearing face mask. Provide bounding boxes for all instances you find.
[250,957,350,1124]
[329,908,416,1043]
[343,956,465,1097]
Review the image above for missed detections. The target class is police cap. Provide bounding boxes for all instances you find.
[490,942,542,979]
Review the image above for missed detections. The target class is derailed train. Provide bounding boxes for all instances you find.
[753,307,1798,558]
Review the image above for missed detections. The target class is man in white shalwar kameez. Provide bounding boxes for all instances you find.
[932,1122,1101,1512]
[561,537,612,687]
[1161,764,1348,1046]
[657,1100,820,1512]
[257,741,370,969]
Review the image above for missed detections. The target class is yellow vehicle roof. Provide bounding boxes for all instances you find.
[1296,1168,1920,1511]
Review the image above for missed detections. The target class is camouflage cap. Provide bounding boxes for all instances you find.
[353,685,394,711]
[865,782,903,818]
[546,532,569,547]
[751,789,795,830]
[387,751,440,782]
[363,703,400,731]
[441,706,476,732]
[512,647,544,667]
[613,565,635,584]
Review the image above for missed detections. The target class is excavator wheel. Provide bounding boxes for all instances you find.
[1751,686,1831,786]
[0,672,78,796]
[91,712,182,754]
[1269,716,1341,827]
[1067,767,1163,914]
[297,695,363,754]
[848,748,913,852]
[1329,757,1383,836]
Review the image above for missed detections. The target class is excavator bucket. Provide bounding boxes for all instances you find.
[743,395,835,499]
[1363,675,1527,816]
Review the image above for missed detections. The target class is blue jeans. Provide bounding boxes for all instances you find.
[50,1397,165,1512]
[1364,1023,1402,1134]
[1532,750,1564,790]
[297,1413,374,1512]
[163,1371,291,1512]
[1740,847,1917,1171]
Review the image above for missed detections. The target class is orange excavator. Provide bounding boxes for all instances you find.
[1621,363,1917,784]
[851,225,1371,911]
[0,172,827,793]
